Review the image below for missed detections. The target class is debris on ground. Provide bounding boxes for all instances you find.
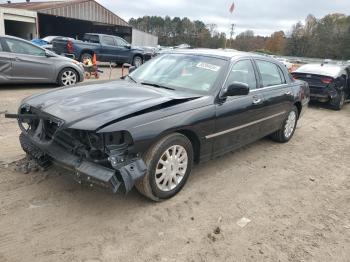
[237,217,251,228]
[14,157,42,174]
[207,226,222,242]
[213,226,221,235]
[207,233,217,242]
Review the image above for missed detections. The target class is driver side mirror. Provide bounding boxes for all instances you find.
[45,50,55,57]
[223,82,250,97]
[125,44,131,49]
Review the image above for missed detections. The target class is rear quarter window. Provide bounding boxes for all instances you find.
[84,35,100,43]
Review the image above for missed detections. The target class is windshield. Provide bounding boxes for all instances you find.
[129,54,226,94]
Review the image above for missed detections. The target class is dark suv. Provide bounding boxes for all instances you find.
[52,33,147,67]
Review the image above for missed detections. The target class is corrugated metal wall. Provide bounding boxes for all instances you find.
[39,0,129,27]
[132,28,158,47]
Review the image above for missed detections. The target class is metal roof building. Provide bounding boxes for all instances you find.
[0,0,132,40]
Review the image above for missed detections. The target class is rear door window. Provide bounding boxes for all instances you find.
[101,36,116,46]
[4,38,45,56]
[256,60,284,87]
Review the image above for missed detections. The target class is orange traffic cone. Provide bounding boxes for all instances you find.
[92,53,97,66]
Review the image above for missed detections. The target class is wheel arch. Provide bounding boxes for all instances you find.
[132,53,144,62]
[294,101,302,118]
[151,128,200,164]
[79,50,94,61]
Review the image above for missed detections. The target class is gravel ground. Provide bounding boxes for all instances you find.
[0,73,349,261]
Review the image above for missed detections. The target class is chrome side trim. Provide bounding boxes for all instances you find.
[205,111,286,139]
[250,84,289,93]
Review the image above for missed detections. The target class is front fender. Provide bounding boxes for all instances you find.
[98,104,216,156]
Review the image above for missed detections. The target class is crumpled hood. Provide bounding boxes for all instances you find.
[22,80,200,130]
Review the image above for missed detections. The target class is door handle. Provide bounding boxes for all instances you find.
[252,98,263,105]
[285,91,292,95]
[14,57,20,61]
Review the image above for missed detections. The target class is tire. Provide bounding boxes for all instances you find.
[58,68,78,86]
[331,91,345,111]
[80,53,92,62]
[132,56,143,68]
[135,133,193,201]
[270,106,298,143]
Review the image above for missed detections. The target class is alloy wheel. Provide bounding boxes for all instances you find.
[134,57,143,67]
[155,145,188,192]
[284,111,296,139]
[61,70,77,86]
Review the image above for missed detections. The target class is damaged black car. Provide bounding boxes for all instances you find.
[292,63,350,110]
[7,49,310,201]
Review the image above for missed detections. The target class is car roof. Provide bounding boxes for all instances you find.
[3,35,27,41]
[294,63,349,78]
[85,33,121,38]
[163,48,269,60]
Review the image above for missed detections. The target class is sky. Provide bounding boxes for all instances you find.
[97,0,350,36]
[9,0,350,36]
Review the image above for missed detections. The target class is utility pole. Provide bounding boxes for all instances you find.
[228,23,235,48]
[230,23,235,39]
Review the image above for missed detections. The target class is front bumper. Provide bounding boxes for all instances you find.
[19,133,147,193]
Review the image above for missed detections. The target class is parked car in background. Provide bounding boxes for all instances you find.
[292,64,350,110]
[9,49,309,201]
[52,33,148,67]
[0,35,84,86]
[32,36,75,51]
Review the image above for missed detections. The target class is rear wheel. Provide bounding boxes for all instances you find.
[331,90,345,111]
[270,106,298,143]
[135,133,193,201]
[58,68,78,86]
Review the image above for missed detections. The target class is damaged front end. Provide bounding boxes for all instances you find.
[7,105,147,193]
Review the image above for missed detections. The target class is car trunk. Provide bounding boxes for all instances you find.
[292,73,333,96]
[52,38,73,58]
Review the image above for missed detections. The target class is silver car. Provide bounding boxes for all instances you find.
[0,35,84,86]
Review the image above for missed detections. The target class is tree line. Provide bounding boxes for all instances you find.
[129,14,350,60]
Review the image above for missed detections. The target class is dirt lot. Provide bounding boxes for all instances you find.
[0,72,349,261]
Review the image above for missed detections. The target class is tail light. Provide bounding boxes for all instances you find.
[320,77,333,84]
[66,41,73,53]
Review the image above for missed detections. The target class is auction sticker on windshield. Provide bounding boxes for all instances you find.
[196,62,220,72]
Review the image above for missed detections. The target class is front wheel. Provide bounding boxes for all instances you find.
[58,68,78,86]
[132,56,143,68]
[80,53,92,62]
[270,106,298,143]
[135,133,193,201]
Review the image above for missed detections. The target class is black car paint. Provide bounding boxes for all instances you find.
[10,50,309,194]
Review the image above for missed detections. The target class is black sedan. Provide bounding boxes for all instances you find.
[292,64,350,110]
[7,49,310,201]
